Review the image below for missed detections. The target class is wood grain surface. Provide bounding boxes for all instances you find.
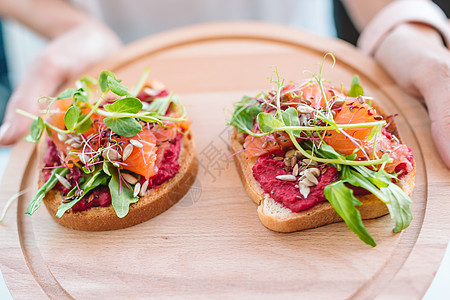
[1,22,449,299]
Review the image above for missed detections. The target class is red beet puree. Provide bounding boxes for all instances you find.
[252,155,339,213]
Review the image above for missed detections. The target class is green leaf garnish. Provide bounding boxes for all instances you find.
[257,112,284,133]
[109,168,138,218]
[348,75,364,97]
[27,167,69,215]
[104,117,142,137]
[74,114,92,134]
[324,181,376,247]
[104,97,143,114]
[64,105,80,131]
[25,116,45,143]
[229,96,262,134]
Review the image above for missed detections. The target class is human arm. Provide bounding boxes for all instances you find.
[341,0,450,168]
[0,0,122,145]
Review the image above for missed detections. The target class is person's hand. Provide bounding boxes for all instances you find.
[374,23,450,168]
[0,19,122,145]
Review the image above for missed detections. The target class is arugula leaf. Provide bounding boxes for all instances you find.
[257,112,284,133]
[281,107,301,137]
[109,169,138,218]
[104,97,143,114]
[380,183,413,232]
[324,181,376,247]
[74,114,92,134]
[64,105,80,131]
[229,96,262,134]
[348,75,364,97]
[104,117,142,137]
[27,167,69,215]
[25,116,45,143]
[56,169,108,218]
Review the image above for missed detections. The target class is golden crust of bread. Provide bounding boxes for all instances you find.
[39,131,198,231]
[230,128,416,233]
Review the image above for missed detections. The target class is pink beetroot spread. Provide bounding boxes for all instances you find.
[43,132,182,213]
[252,154,339,213]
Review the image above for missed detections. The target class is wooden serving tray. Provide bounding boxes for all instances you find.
[1,22,449,299]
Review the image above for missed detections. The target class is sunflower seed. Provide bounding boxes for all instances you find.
[273,156,284,161]
[130,139,144,148]
[139,180,149,196]
[284,157,292,167]
[78,153,90,164]
[290,156,297,166]
[133,183,141,198]
[71,143,82,149]
[57,133,67,142]
[300,98,312,105]
[285,149,297,158]
[262,140,269,149]
[304,170,319,185]
[102,148,121,161]
[143,87,160,97]
[297,104,314,114]
[292,164,299,176]
[276,174,297,181]
[299,178,315,187]
[309,167,321,177]
[122,173,138,185]
[122,144,134,161]
[299,184,310,198]
[302,159,318,166]
[55,173,72,189]
[357,96,365,104]
[334,98,345,107]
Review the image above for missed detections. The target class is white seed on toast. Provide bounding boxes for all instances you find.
[122,173,138,185]
[130,139,143,148]
[55,173,72,189]
[139,180,149,197]
[122,144,134,161]
[276,174,297,181]
[133,183,141,198]
[102,148,121,161]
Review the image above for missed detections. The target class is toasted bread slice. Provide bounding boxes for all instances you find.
[230,128,416,233]
[39,131,198,231]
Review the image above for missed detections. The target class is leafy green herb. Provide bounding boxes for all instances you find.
[104,97,143,114]
[324,181,376,246]
[25,116,45,143]
[281,107,301,138]
[109,169,138,218]
[104,117,142,137]
[257,112,284,133]
[229,96,262,134]
[26,167,69,215]
[348,75,364,97]
[64,105,80,131]
[74,114,92,134]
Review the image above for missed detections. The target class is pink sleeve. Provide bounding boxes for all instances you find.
[357,0,450,56]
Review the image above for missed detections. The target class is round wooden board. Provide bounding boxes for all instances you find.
[1,22,449,299]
